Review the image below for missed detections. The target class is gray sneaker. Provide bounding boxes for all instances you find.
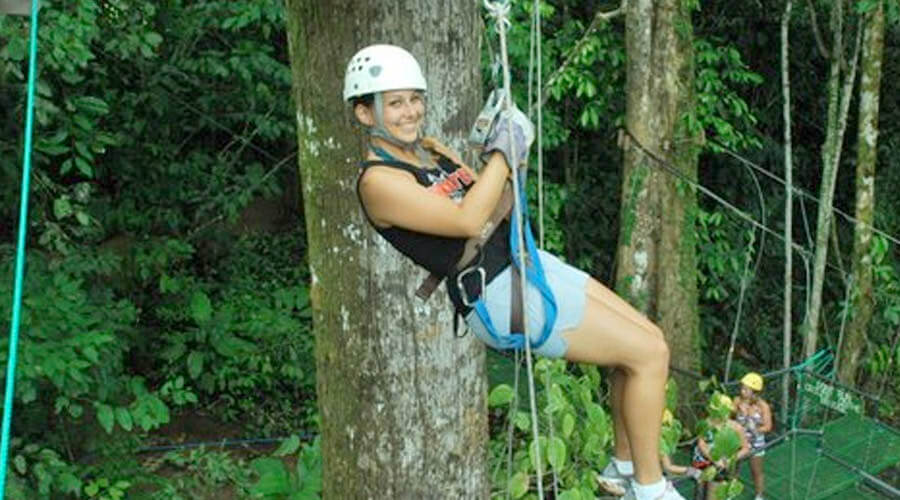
[623,480,686,500]
[596,463,632,496]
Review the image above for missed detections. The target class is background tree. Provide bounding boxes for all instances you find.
[803,0,862,357]
[617,0,701,380]
[839,0,885,384]
[283,0,488,497]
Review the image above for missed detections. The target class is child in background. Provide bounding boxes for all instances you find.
[691,393,750,500]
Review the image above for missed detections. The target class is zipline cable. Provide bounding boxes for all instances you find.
[1,1,41,497]
[711,137,900,249]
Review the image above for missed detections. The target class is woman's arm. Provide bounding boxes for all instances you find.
[661,454,689,475]
[359,151,510,238]
[698,438,712,460]
[731,420,752,460]
[759,400,774,433]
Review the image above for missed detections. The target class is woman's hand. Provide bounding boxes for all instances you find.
[483,106,534,170]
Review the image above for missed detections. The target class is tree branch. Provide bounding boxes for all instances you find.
[531,0,627,114]
[806,0,830,58]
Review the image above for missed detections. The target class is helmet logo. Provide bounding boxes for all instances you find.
[369,65,382,77]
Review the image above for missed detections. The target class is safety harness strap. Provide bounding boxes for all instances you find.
[417,182,514,299]
[470,173,557,350]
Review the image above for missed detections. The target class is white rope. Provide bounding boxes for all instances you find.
[483,1,545,497]
[527,0,558,494]
[724,231,756,383]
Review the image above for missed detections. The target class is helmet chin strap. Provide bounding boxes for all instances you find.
[367,93,434,166]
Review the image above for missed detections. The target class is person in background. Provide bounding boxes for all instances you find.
[734,372,773,500]
[691,393,750,500]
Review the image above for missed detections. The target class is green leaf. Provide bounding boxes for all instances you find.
[53,197,73,218]
[115,407,133,432]
[547,436,567,470]
[82,346,99,363]
[514,411,531,431]
[75,156,94,177]
[6,36,27,61]
[58,472,82,494]
[562,413,575,439]
[72,114,93,132]
[75,211,91,226]
[85,481,100,496]
[558,489,583,500]
[508,471,529,499]
[488,384,515,407]
[95,403,114,433]
[13,454,26,474]
[274,434,301,456]
[250,457,290,495]
[190,291,213,323]
[74,96,110,115]
[528,437,547,472]
[710,425,741,461]
[187,351,204,379]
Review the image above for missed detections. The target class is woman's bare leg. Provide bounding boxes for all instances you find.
[586,278,666,465]
[563,277,670,484]
[750,456,764,496]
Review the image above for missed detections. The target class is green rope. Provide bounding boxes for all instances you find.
[1,1,41,496]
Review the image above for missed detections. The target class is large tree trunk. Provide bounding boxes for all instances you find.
[618,0,700,381]
[838,0,884,385]
[283,2,489,498]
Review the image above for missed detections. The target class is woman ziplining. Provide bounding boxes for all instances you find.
[344,43,686,500]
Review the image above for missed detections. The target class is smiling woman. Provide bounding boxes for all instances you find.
[355,90,425,145]
[344,43,686,500]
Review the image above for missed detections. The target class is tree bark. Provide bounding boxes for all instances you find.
[838,0,884,385]
[283,2,489,498]
[618,0,700,380]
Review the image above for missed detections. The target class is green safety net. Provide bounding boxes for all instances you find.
[673,355,900,500]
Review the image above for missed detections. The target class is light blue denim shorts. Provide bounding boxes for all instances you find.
[464,249,589,358]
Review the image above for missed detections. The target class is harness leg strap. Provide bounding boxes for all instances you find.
[510,263,524,335]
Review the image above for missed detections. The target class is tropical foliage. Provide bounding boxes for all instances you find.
[1,0,898,498]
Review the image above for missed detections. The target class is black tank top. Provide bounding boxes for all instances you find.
[356,151,511,310]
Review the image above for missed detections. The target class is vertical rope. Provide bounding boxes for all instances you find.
[1,1,41,496]
[831,275,853,373]
[484,1,544,497]
[535,0,544,251]
[504,350,522,500]
[724,232,755,383]
[528,1,557,496]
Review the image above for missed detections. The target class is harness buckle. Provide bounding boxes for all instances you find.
[456,266,486,307]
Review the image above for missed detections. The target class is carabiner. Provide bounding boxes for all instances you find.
[456,266,487,307]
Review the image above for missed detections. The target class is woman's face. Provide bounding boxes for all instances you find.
[740,384,755,400]
[381,89,425,142]
[356,89,425,143]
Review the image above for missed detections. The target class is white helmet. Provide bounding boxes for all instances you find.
[343,44,427,102]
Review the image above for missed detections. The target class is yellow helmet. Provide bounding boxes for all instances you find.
[741,372,764,392]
